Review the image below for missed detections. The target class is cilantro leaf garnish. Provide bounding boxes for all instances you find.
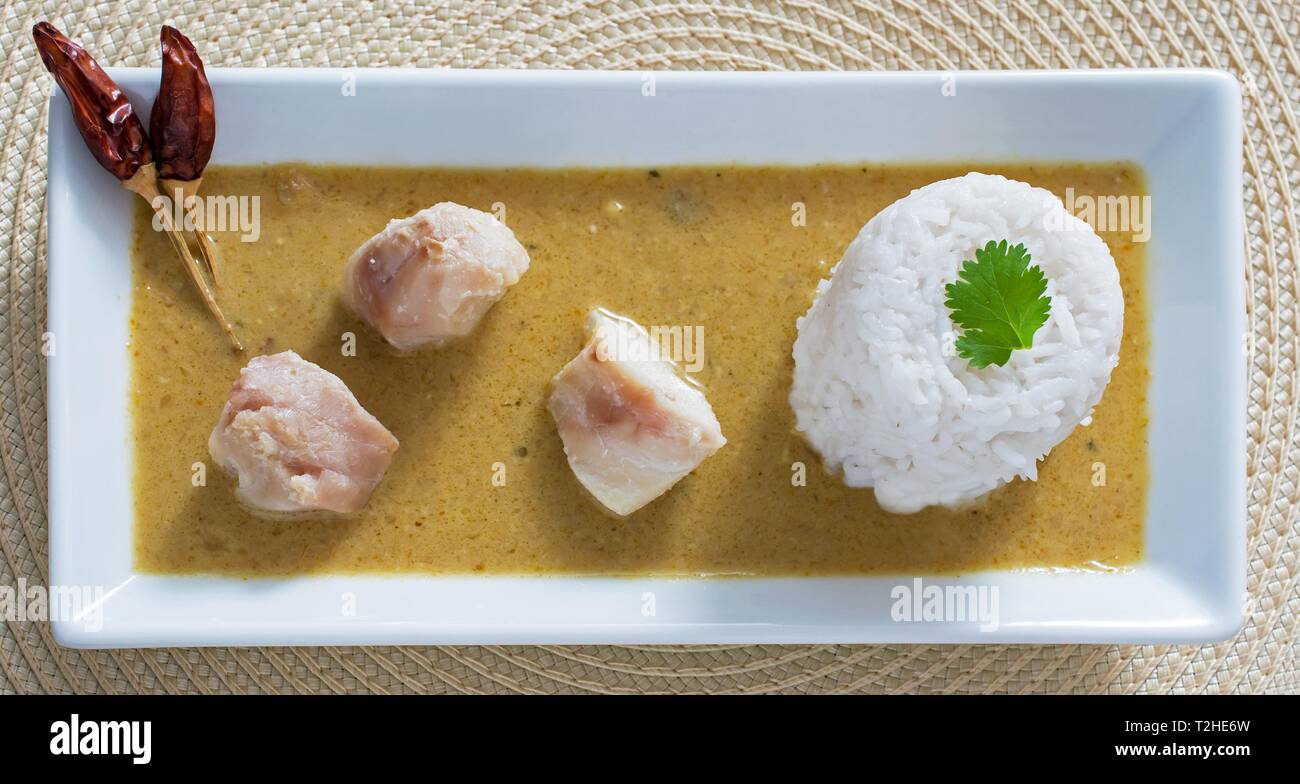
[943,240,1052,369]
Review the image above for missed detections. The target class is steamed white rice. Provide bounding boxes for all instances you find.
[789,172,1124,514]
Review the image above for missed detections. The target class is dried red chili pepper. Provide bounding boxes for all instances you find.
[32,22,241,351]
[150,25,215,182]
[32,22,151,181]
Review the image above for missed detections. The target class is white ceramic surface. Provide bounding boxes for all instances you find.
[47,69,1245,646]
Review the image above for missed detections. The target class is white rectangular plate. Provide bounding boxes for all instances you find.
[48,69,1245,646]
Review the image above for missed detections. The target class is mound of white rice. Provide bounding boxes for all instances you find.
[790,172,1124,514]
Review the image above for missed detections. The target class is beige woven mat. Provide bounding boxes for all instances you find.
[1,0,1295,694]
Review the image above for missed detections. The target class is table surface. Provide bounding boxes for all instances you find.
[1,0,1294,694]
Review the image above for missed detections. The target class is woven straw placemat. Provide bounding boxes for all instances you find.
[1,0,1295,694]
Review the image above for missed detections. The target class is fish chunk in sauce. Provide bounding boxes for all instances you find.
[208,351,399,514]
[548,310,726,516]
[341,201,530,351]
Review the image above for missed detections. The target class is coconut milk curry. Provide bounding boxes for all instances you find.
[131,163,1148,576]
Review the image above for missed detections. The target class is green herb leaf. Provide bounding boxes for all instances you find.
[943,240,1052,369]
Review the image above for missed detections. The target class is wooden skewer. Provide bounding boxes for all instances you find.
[160,175,222,289]
[122,162,243,351]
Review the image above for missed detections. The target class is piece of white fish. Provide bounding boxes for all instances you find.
[547,310,726,516]
[341,202,530,351]
[208,351,399,514]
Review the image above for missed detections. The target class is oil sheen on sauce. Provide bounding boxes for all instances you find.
[131,163,1149,577]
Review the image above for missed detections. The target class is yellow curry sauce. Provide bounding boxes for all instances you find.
[131,163,1149,576]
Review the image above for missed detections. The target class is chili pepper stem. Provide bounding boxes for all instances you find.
[122,163,243,351]
[161,175,222,289]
